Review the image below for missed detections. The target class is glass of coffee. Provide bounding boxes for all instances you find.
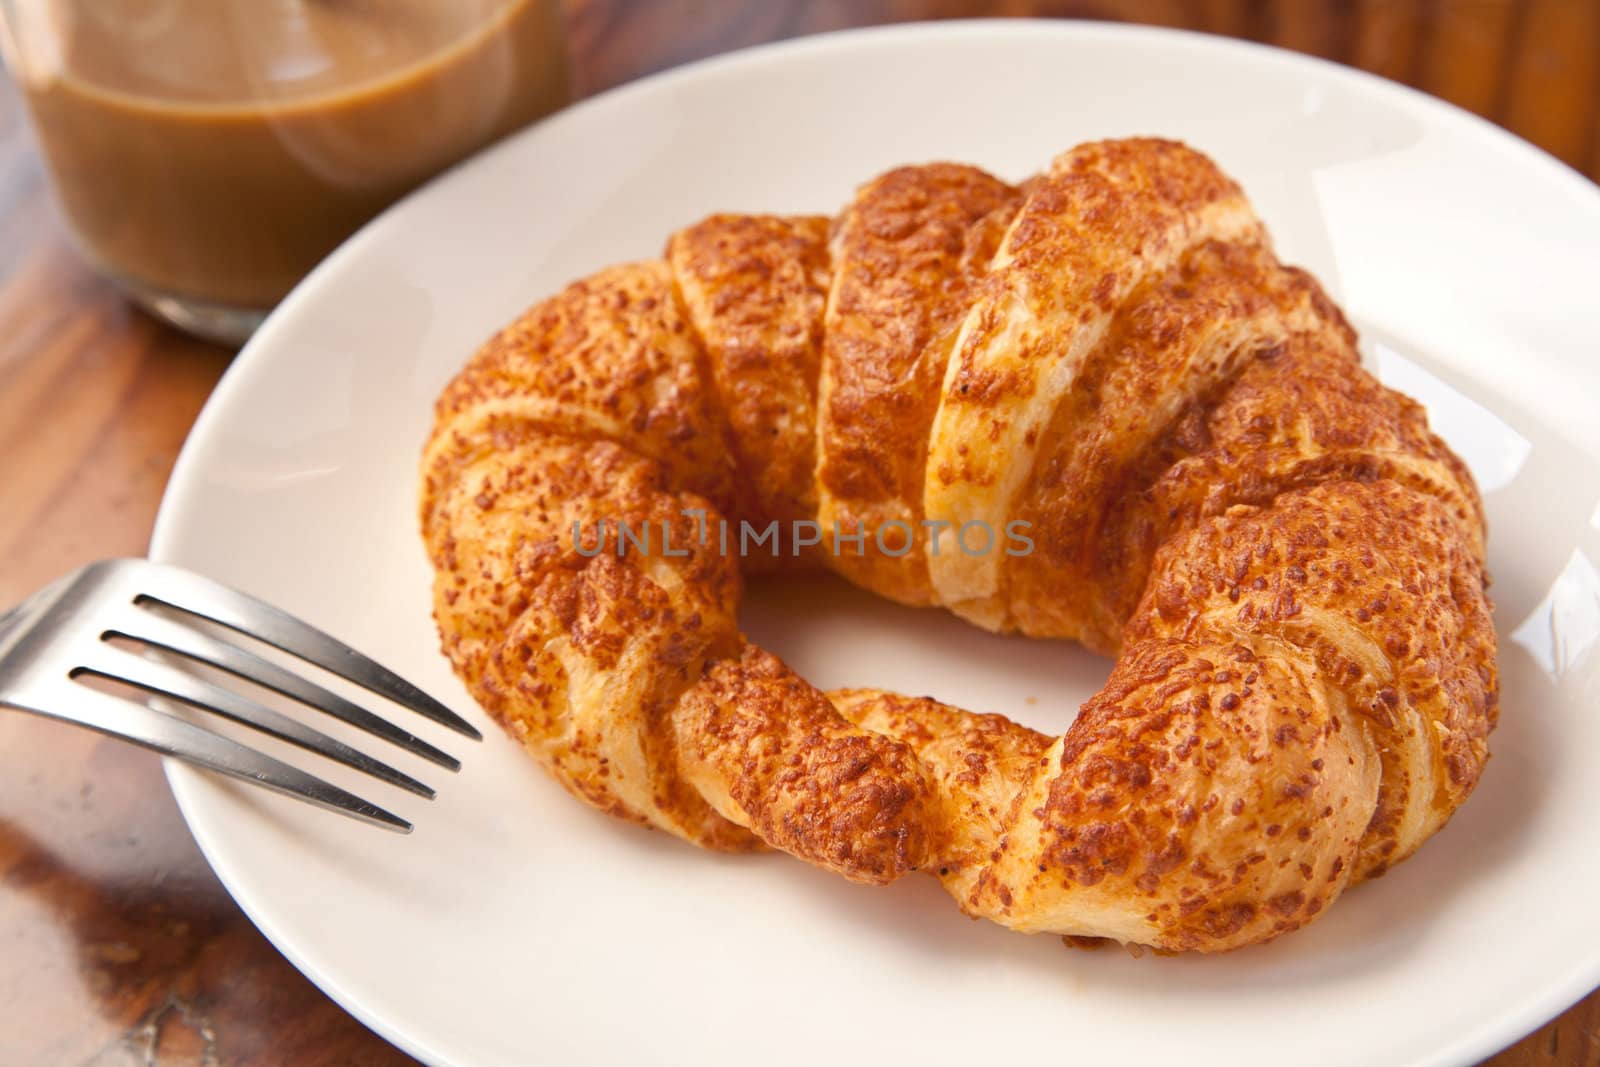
[0,0,571,344]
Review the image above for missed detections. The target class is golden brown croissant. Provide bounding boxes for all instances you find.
[419,138,1496,952]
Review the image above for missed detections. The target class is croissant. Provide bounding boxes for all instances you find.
[420,138,1496,952]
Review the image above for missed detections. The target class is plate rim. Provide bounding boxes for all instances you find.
[146,18,1600,1067]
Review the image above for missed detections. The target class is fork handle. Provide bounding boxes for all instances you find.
[0,572,72,660]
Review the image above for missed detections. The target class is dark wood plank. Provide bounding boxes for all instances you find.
[1500,0,1600,170]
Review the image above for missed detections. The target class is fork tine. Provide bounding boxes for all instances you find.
[110,609,461,771]
[133,562,482,740]
[4,689,411,832]
[75,645,435,799]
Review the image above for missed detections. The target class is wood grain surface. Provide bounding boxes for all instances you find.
[1,2,1596,1064]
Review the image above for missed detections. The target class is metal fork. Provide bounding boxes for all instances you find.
[0,558,479,833]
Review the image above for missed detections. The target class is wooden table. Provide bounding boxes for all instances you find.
[2,2,1596,1063]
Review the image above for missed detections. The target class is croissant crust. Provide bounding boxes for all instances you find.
[421,139,1496,952]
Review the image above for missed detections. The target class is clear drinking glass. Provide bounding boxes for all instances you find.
[0,0,571,344]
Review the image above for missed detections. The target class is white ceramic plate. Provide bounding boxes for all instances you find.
[149,21,1600,1067]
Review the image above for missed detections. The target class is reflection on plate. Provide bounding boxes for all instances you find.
[149,22,1600,1067]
